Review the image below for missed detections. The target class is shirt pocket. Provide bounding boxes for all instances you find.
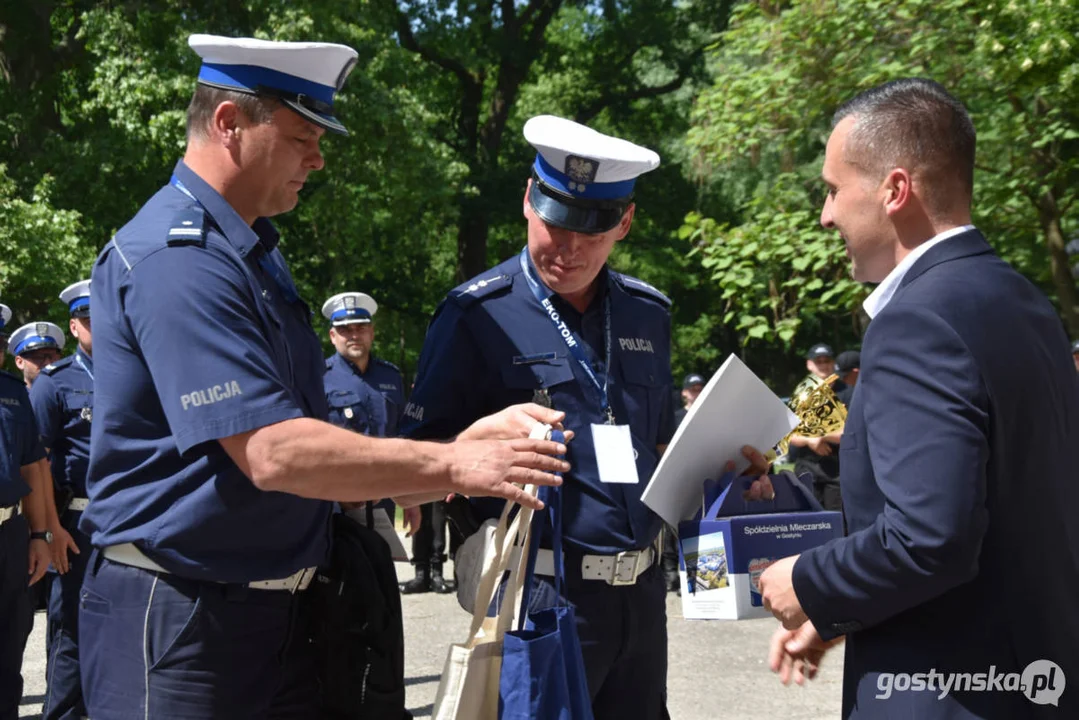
[500,357,575,393]
[326,390,368,433]
[62,390,94,422]
[620,358,667,445]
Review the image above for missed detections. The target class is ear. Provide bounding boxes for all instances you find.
[613,203,636,242]
[882,167,912,217]
[211,101,244,146]
[69,318,79,338]
[522,178,533,220]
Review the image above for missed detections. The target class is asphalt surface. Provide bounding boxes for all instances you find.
[19,553,842,719]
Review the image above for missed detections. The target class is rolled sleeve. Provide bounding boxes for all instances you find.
[124,245,304,454]
[793,305,990,639]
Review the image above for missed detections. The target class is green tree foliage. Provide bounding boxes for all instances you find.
[685,0,1079,382]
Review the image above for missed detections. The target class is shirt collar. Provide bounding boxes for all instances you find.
[171,161,280,257]
[334,351,368,377]
[75,346,93,374]
[862,225,976,318]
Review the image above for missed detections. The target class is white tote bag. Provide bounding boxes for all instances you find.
[432,487,536,720]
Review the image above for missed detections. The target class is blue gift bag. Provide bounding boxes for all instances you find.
[499,433,594,720]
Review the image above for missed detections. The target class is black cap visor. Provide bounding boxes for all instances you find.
[528,175,629,234]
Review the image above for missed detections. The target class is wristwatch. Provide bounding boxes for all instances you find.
[30,530,53,544]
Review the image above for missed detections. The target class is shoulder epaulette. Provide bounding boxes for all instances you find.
[166,206,208,247]
[373,356,401,374]
[41,355,75,376]
[448,271,514,307]
[613,272,671,309]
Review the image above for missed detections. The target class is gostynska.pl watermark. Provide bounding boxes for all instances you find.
[875,660,1065,706]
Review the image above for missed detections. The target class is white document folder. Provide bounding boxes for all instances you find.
[641,354,799,527]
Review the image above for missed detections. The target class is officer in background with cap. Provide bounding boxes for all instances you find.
[79,35,567,719]
[833,350,860,406]
[28,279,95,720]
[401,115,679,718]
[322,292,406,440]
[9,322,64,388]
[321,293,422,547]
[0,302,55,720]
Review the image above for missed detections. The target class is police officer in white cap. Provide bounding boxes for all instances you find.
[28,280,93,720]
[80,34,568,718]
[9,322,64,388]
[401,115,773,718]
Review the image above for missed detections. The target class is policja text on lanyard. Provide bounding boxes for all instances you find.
[519,248,615,424]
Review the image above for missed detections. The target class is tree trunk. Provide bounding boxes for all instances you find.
[456,194,491,282]
[1037,189,1079,338]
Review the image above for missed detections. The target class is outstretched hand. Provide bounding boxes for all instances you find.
[445,436,568,510]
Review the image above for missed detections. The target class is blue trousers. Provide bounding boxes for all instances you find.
[79,551,319,720]
[495,550,670,720]
[0,513,31,720]
[42,509,93,720]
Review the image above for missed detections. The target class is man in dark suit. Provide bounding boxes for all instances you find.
[758,78,1079,718]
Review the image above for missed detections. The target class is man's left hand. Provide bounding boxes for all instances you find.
[759,554,807,629]
[457,403,575,443]
[49,525,80,574]
[28,539,51,586]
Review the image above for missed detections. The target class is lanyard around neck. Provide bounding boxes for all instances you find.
[518,248,614,423]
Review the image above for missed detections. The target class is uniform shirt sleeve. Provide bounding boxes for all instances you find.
[123,244,305,454]
[399,300,487,440]
[792,305,990,639]
[16,383,47,467]
[29,372,64,451]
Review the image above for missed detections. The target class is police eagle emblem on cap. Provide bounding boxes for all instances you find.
[565,156,598,185]
[36,323,48,337]
[344,296,356,309]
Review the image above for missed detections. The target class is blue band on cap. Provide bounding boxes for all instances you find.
[13,336,58,356]
[533,155,636,201]
[198,63,336,106]
[69,297,90,313]
[331,308,371,322]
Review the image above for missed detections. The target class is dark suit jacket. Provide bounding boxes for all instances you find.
[793,230,1079,718]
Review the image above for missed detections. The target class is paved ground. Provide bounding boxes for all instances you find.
[19,556,842,719]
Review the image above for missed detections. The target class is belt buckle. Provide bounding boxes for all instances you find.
[609,551,642,586]
[290,567,315,594]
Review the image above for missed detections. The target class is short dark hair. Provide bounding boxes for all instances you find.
[185,84,280,141]
[833,78,975,215]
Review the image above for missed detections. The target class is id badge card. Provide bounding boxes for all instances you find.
[591,424,640,484]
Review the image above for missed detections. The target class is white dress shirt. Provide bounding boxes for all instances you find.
[863,225,976,318]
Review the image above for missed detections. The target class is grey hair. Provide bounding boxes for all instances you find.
[833,78,975,213]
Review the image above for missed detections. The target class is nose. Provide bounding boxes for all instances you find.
[820,195,835,229]
[306,140,325,172]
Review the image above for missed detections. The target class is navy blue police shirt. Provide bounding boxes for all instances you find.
[323,353,405,437]
[30,348,94,498]
[0,370,47,506]
[400,251,675,554]
[80,161,332,583]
